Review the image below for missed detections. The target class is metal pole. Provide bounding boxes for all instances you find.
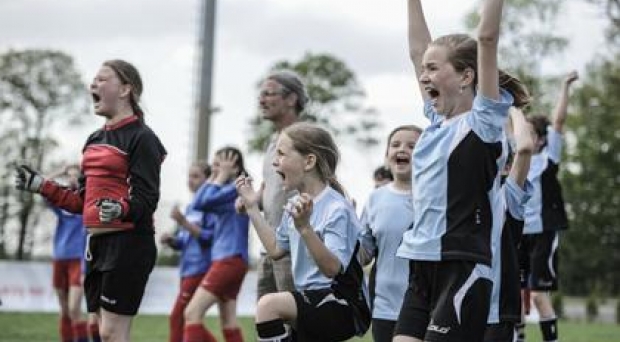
[194,0,217,161]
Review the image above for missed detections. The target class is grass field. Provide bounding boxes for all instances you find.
[1,312,619,341]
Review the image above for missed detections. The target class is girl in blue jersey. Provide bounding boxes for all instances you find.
[183,147,249,342]
[484,107,535,342]
[394,1,530,341]
[160,161,215,342]
[358,125,422,342]
[47,164,90,342]
[236,122,370,342]
[519,70,578,342]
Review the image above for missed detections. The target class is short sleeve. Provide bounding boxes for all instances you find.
[467,88,513,143]
[546,127,563,163]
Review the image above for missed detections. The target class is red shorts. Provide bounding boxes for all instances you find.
[53,259,82,290]
[179,274,205,305]
[201,256,247,300]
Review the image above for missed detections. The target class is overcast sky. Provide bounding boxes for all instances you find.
[0,0,609,253]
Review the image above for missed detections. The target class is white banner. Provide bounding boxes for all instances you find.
[0,261,257,316]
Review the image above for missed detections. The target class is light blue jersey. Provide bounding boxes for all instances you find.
[488,178,532,324]
[359,183,413,321]
[276,186,362,291]
[397,90,513,266]
[524,128,563,234]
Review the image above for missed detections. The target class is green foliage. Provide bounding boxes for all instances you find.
[246,52,381,153]
[553,292,565,319]
[585,0,620,43]
[616,297,620,324]
[586,294,599,322]
[561,53,620,295]
[0,49,90,259]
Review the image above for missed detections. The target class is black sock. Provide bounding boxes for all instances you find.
[515,322,526,342]
[539,317,558,342]
[257,319,289,342]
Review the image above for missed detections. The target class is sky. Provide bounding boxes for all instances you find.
[0,0,609,256]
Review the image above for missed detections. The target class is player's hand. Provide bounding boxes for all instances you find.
[235,197,247,214]
[235,176,260,209]
[170,205,186,225]
[565,70,579,86]
[285,193,313,233]
[97,198,123,223]
[15,164,44,193]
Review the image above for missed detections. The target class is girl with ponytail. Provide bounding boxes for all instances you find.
[235,122,370,342]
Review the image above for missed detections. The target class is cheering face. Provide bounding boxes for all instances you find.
[273,133,306,191]
[90,65,129,118]
[258,79,290,122]
[386,130,420,181]
[419,45,465,116]
[187,165,207,193]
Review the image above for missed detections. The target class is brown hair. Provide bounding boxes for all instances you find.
[103,59,144,119]
[430,34,531,109]
[385,125,423,156]
[192,160,212,178]
[215,146,248,179]
[528,115,550,139]
[282,122,346,196]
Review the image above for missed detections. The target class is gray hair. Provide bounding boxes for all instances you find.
[266,70,309,114]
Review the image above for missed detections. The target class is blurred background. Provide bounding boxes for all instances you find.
[1,0,619,340]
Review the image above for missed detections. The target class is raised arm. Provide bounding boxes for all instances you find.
[477,0,504,101]
[552,70,579,132]
[407,0,432,101]
[508,107,534,187]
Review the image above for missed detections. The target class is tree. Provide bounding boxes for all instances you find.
[246,52,381,153]
[585,0,620,42]
[0,49,90,259]
[561,54,620,295]
[464,0,569,113]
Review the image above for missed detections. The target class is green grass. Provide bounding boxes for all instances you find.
[1,312,619,341]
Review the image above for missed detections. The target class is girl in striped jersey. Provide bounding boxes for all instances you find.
[183,147,249,342]
[484,108,535,342]
[358,125,422,342]
[236,122,370,342]
[394,1,530,341]
[160,161,215,342]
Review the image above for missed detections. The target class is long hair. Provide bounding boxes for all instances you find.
[430,34,531,109]
[103,59,145,120]
[282,122,346,196]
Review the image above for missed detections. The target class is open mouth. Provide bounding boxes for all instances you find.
[426,87,439,99]
[91,93,101,106]
[276,170,285,180]
[395,154,410,165]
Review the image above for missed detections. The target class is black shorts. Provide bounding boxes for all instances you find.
[371,318,396,342]
[484,322,515,342]
[292,288,356,342]
[520,231,559,291]
[84,231,156,315]
[394,260,492,342]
